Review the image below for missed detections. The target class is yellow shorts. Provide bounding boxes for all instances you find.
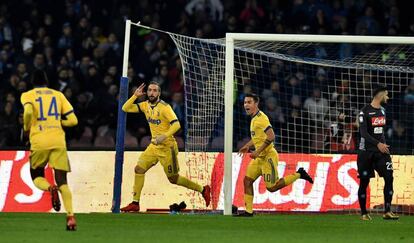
[30,148,71,172]
[245,149,279,188]
[137,142,179,177]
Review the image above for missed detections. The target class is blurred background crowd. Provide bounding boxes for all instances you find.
[0,0,413,153]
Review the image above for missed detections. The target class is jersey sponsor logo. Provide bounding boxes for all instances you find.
[371,116,385,126]
[148,118,161,125]
[374,127,383,134]
[369,112,376,115]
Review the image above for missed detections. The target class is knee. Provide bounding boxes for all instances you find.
[134,165,146,174]
[267,186,279,192]
[267,187,276,192]
[243,177,253,187]
[267,179,283,192]
[168,175,178,184]
[30,167,44,181]
[54,170,67,187]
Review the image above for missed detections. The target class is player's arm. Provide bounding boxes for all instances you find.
[165,120,181,137]
[60,93,78,127]
[359,111,389,154]
[251,126,275,159]
[152,106,180,145]
[61,110,78,127]
[22,103,34,131]
[20,93,33,131]
[122,83,145,113]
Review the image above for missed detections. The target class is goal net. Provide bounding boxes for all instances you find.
[114,22,414,215]
[169,33,414,214]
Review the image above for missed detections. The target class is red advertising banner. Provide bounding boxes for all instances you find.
[1,151,412,213]
[211,153,362,212]
[0,151,53,212]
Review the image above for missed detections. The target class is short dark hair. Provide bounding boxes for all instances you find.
[372,85,387,97]
[149,81,161,92]
[244,93,259,103]
[31,69,49,86]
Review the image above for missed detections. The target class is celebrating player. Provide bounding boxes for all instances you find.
[357,86,399,220]
[20,70,78,230]
[120,82,211,212]
[236,94,314,216]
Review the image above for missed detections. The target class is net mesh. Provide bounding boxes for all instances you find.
[169,33,414,213]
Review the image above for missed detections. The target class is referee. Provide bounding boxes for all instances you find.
[357,86,399,220]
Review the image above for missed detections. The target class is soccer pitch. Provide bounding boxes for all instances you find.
[0,213,413,243]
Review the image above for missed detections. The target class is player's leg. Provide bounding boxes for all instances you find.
[49,148,76,230]
[29,150,51,191]
[374,153,399,220]
[54,169,76,230]
[30,166,50,190]
[265,151,312,192]
[160,144,210,205]
[357,151,374,220]
[121,145,157,212]
[236,159,261,216]
[54,170,73,216]
[358,178,370,219]
[29,150,62,211]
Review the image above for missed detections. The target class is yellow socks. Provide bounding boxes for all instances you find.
[33,177,51,191]
[244,194,253,214]
[283,173,300,186]
[33,177,74,216]
[176,176,203,192]
[59,184,74,216]
[133,174,145,202]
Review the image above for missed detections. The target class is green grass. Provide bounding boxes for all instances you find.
[0,213,413,243]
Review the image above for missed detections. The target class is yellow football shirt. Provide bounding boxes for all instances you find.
[20,87,74,150]
[138,100,178,146]
[250,110,275,156]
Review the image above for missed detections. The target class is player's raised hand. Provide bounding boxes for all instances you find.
[133,83,146,98]
[377,142,390,154]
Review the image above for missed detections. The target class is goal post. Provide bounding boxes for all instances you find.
[112,20,131,213]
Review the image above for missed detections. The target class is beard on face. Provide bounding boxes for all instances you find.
[148,95,159,104]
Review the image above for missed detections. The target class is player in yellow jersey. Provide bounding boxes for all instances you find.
[20,70,78,230]
[120,82,211,212]
[235,94,314,217]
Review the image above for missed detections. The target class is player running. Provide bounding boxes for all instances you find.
[357,86,399,220]
[236,93,313,217]
[120,82,210,212]
[20,70,78,230]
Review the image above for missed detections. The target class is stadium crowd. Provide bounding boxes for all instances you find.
[0,0,413,153]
